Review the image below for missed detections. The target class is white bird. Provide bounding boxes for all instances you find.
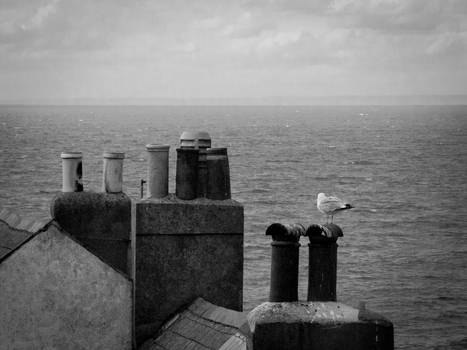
[317,193,354,223]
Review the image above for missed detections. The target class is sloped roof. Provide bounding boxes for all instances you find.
[0,208,51,262]
[0,207,131,281]
[140,298,252,350]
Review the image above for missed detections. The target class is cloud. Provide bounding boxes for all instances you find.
[0,0,466,101]
[20,0,60,31]
[220,11,274,38]
[426,32,467,57]
[0,0,60,38]
[328,0,467,34]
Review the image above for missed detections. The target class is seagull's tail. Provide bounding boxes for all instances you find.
[336,204,354,211]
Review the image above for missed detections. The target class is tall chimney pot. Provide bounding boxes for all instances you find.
[103,152,124,193]
[146,144,170,198]
[61,152,83,192]
[265,223,304,302]
[175,148,199,200]
[306,223,342,302]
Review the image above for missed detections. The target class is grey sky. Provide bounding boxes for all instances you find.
[1,0,466,103]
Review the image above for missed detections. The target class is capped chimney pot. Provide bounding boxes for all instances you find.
[195,131,211,149]
[180,131,211,149]
[180,131,196,149]
[266,223,303,302]
[306,223,342,302]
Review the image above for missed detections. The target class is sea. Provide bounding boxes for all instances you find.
[1,105,467,349]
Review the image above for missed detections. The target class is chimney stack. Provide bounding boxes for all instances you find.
[135,131,243,345]
[52,151,131,275]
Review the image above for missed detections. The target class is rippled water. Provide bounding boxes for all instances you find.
[1,105,467,349]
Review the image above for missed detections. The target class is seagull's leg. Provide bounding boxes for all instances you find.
[331,215,334,223]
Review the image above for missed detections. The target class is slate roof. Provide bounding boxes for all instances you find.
[0,208,51,262]
[140,298,252,350]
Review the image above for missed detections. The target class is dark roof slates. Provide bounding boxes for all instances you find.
[0,208,51,263]
[140,298,250,350]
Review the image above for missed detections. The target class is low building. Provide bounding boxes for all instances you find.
[0,209,133,349]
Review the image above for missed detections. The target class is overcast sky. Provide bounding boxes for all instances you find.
[1,0,466,103]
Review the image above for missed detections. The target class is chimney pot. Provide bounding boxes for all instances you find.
[146,144,170,198]
[61,152,83,192]
[103,152,124,193]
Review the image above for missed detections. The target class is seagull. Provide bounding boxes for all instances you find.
[317,193,354,223]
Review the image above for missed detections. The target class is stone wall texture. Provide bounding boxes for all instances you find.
[248,301,394,350]
[135,196,244,344]
[50,192,132,275]
[0,224,132,349]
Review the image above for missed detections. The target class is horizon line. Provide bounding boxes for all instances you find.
[1,94,467,106]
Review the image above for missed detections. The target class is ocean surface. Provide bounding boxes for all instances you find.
[1,105,467,349]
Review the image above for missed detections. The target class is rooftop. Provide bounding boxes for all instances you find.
[0,208,50,262]
[140,298,251,350]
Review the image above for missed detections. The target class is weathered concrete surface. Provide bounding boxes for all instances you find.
[269,240,300,302]
[140,298,251,350]
[136,194,243,234]
[0,221,32,261]
[248,302,394,350]
[0,223,132,349]
[135,195,244,344]
[136,234,243,342]
[307,236,338,302]
[50,191,132,274]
